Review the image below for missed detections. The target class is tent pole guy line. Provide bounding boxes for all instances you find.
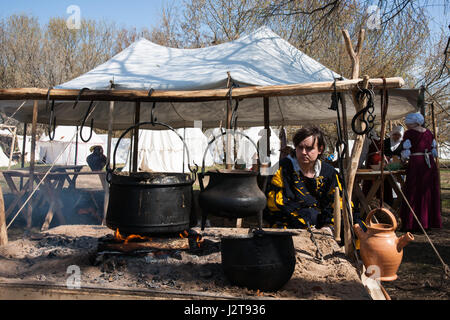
[0,77,405,103]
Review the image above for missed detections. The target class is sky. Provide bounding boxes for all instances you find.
[0,0,174,30]
[0,0,448,34]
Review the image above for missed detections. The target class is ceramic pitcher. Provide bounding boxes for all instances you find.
[354,207,414,281]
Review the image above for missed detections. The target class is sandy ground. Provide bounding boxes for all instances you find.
[0,224,370,300]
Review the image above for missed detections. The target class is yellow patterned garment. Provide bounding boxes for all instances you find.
[264,155,341,229]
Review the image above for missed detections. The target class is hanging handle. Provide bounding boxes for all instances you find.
[79,101,95,142]
[46,88,56,141]
[365,207,397,231]
[106,121,197,182]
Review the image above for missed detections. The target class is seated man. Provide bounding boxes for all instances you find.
[264,127,341,229]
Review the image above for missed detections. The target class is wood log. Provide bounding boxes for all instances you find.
[0,78,404,102]
[98,237,190,253]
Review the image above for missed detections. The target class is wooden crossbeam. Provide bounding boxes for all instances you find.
[0,77,404,102]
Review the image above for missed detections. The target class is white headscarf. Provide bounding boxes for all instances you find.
[390,125,404,151]
[405,113,424,126]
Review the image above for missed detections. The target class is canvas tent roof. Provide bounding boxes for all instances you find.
[0,26,418,129]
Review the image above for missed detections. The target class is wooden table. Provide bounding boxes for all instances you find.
[2,165,107,230]
[353,169,406,218]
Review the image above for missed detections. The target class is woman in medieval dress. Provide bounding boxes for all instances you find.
[400,113,441,232]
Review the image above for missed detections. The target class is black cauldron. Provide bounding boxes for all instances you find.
[221,230,296,291]
[198,130,266,228]
[199,169,266,218]
[106,171,194,235]
[105,121,197,235]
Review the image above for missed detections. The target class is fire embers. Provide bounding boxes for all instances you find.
[114,228,153,244]
[98,228,210,253]
[179,229,205,248]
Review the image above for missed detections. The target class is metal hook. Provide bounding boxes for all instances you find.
[73,87,90,110]
[80,101,95,142]
[150,102,157,125]
[46,87,56,141]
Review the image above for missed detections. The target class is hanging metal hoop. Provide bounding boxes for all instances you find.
[80,100,95,142]
[46,87,56,141]
[351,88,376,135]
[72,88,95,142]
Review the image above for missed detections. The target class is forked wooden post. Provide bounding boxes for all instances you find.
[341,29,367,258]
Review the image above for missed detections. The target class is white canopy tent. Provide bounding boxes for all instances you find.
[38,126,106,166]
[0,26,418,130]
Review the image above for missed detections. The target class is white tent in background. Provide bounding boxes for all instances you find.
[236,127,281,169]
[0,145,10,167]
[97,135,131,165]
[37,126,106,166]
[204,128,226,165]
[122,128,213,173]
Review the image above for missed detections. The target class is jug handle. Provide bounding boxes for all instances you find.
[365,207,397,231]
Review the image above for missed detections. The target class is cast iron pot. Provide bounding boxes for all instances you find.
[198,130,266,228]
[105,121,197,235]
[221,230,296,292]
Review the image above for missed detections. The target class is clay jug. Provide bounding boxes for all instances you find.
[354,207,414,281]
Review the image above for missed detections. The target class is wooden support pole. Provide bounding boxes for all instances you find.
[132,101,140,172]
[103,84,115,225]
[263,97,271,164]
[27,100,38,230]
[333,186,341,242]
[225,72,233,169]
[20,123,27,190]
[341,29,367,259]
[75,125,79,165]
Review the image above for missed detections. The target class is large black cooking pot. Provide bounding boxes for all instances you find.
[221,229,296,292]
[105,121,197,235]
[198,130,266,228]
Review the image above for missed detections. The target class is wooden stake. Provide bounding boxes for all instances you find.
[333,186,341,242]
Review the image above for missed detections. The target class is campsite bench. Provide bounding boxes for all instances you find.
[353,169,406,218]
[1,165,107,230]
